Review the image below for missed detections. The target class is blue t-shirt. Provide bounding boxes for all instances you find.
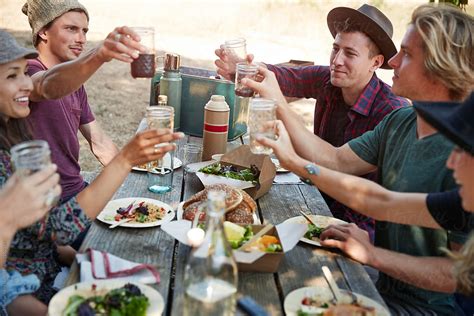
[427,189,473,233]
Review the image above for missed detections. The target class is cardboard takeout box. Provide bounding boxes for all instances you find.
[234,225,284,273]
[161,220,307,273]
[234,221,306,272]
[196,145,276,199]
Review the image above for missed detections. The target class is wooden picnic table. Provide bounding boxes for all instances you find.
[66,136,387,315]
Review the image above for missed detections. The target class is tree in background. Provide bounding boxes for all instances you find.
[430,0,468,10]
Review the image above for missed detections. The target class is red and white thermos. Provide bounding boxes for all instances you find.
[202,95,230,161]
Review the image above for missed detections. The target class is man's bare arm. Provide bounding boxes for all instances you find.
[79,121,119,166]
[30,26,144,101]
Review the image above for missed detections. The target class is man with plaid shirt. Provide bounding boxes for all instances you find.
[216,4,408,240]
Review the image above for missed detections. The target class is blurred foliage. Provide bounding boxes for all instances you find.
[429,0,468,10]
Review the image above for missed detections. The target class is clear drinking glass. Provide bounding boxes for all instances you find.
[224,38,247,64]
[248,98,277,155]
[224,38,247,82]
[146,106,175,193]
[234,63,258,98]
[183,190,238,316]
[179,143,203,174]
[10,140,59,207]
[131,26,155,78]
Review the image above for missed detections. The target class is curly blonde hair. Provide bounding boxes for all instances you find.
[449,234,474,295]
[411,4,474,101]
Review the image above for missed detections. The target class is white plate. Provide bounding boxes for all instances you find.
[48,280,165,316]
[132,155,182,172]
[284,215,348,246]
[97,198,175,228]
[271,158,289,173]
[177,201,260,225]
[284,286,389,316]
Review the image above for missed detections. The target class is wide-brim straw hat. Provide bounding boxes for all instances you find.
[414,92,474,155]
[327,4,397,69]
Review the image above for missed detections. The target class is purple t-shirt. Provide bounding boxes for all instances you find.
[27,58,95,199]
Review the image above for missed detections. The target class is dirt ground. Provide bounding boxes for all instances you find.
[2,0,471,171]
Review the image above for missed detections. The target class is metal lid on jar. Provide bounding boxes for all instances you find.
[164,53,180,71]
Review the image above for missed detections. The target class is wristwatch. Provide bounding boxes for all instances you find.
[302,163,320,185]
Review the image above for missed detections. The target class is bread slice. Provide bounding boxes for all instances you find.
[183,184,243,211]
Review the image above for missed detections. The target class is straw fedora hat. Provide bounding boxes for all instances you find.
[327,4,397,69]
[414,92,474,155]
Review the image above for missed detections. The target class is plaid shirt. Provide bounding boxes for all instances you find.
[267,64,409,240]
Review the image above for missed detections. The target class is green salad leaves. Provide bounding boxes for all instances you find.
[199,163,260,183]
[63,283,149,316]
[304,224,325,240]
[228,225,254,249]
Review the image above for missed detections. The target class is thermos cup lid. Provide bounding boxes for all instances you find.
[164,53,180,71]
[205,95,230,112]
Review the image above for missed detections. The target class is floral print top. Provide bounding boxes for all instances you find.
[0,150,91,303]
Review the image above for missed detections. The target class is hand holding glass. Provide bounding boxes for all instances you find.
[10,140,59,207]
[131,26,155,78]
[224,38,247,64]
[145,106,175,193]
[235,63,258,98]
[248,98,277,155]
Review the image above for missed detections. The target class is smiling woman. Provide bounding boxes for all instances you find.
[0,59,33,119]
[0,28,183,313]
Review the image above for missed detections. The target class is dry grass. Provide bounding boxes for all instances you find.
[1,0,472,171]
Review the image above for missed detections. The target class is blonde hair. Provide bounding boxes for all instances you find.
[411,4,474,101]
[449,234,474,295]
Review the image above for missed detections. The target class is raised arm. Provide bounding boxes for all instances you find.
[257,120,441,227]
[30,26,144,101]
[214,45,254,81]
[76,129,183,219]
[243,69,372,174]
[300,163,440,228]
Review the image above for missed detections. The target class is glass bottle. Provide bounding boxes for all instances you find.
[183,190,238,316]
[160,53,182,131]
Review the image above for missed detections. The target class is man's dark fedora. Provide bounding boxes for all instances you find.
[327,4,397,69]
[414,92,474,155]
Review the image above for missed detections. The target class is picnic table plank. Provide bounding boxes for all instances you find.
[298,184,332,217]
[336,256,387,307]
[257,184,347,298]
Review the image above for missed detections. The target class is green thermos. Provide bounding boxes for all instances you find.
[160,53,182,131]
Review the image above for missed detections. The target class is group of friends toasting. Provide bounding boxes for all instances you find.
[0,0,473,315]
